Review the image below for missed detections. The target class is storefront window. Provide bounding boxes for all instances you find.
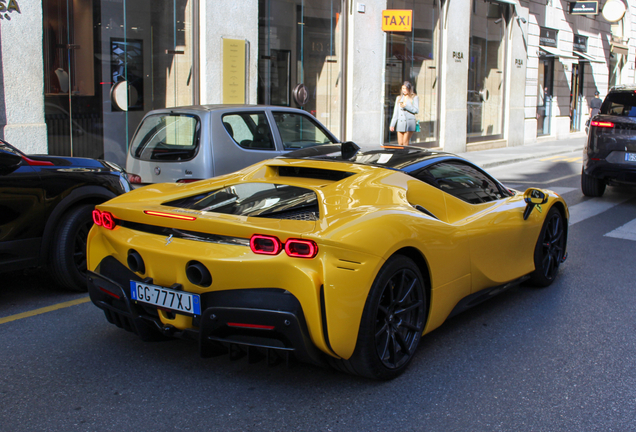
[384,0,439,146]
[258,0,344,139]
[467,0,506,141]
[43,0,197,166]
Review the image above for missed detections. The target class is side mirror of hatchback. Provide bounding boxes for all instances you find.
[523,188,548,220]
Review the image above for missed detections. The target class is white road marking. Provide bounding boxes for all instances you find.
[605,218,636,242]
[568,195,633,226]
[546,187,577,195]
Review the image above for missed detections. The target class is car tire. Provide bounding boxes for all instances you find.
[49,204,94,292]
[333,255,427,380]
[581,170,606,197]
[529,206,566,288]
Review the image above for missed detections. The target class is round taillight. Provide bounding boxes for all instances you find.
[284,239,318,258]
[250,235,282,255]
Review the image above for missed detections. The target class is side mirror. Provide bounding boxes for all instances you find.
[0,148,23,175]
[341,141,360,160]
[523,188,549,220]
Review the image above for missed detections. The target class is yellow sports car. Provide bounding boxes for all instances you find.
[87,143,568,379]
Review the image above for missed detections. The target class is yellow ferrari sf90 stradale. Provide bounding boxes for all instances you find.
[87,143,568,380]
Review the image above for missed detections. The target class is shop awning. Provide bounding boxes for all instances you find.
[574,51,604,63]
[488,0,518,5]
[539,46,578,59]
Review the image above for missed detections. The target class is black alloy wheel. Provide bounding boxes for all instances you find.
[50,204,94,292]
[529,207,566,287]
[334,255,426,380]
[374,266,425,370]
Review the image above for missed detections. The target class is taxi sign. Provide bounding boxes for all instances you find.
[382,9,413,32]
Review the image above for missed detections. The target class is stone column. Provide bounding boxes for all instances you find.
[0,0,47,154]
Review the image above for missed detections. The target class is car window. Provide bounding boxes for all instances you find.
[130,114,200,161]
[222,113,275,150]
[601,92,636,117]
[412,161,505,204]
[272,112,336,150]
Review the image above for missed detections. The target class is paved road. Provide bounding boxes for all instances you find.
[2,155,636,431]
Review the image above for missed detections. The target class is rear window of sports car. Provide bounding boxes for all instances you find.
[129,114,200,161]
[164,183,319,220]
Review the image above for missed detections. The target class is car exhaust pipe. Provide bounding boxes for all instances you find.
[186,261,212,287]
[127,249,145,274]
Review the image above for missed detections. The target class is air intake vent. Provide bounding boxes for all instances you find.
[278,166,354,181]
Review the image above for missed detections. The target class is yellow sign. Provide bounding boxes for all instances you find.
[382,10,413,32]
[223,38,246,104]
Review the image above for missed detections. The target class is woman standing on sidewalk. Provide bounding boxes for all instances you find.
[390,81,419,146]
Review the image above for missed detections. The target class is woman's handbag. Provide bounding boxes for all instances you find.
[415,121,421,133]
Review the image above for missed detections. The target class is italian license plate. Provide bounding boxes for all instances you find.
[130,281,201,315]
[625,153,636,162]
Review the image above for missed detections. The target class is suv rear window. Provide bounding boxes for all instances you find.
[164,183,319,220]
[130,114,200,161]
[601,92,636,117]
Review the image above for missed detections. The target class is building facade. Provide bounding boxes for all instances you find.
[0,0,633,165]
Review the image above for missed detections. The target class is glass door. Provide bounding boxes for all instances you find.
[536,57,553,136]
[570,63,584,131]
[258,0,344,139]
[102,0,196,166]
[384,0,439,147]
[43,0,196,166]
[43,0,101,158]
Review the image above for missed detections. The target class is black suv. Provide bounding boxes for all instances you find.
[582,85,636,197]
[0,139,130,291]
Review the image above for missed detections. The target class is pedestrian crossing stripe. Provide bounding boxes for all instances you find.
[605,219,636,242]
[568,195,632,225]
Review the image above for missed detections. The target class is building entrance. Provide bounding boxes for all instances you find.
[43,0,196,166]
[536,57,554,136]
[258,0,344,139]
[570,63,584,132]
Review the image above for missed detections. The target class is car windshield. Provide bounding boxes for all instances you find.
[129,114,200,161]
[164,183,319,220]
[601,92,636,117]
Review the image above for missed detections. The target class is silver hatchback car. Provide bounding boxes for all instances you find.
[126,105,340,186]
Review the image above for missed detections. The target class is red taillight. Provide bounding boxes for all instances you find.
[250,234,318,258]
[176,178,203,183]
[92,209,117,230]
[21,156,54,166]
[285,239,318,258]
[127,173,142,184]
[227,322,275,330]
[250,235,283,255]
[99,287,120,299]
[143,210,197,221]
[591,121,614,128]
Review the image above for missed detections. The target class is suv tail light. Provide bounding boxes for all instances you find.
[92,209,116,230]
[177,178,203,183]
[127,173,142,184]
[591,121,614,128]
[250,234,318,258]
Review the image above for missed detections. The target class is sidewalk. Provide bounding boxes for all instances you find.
[456,136,587,169]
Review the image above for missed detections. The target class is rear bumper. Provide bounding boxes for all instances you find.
[583,156,636,184]
[87,256,326,366]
